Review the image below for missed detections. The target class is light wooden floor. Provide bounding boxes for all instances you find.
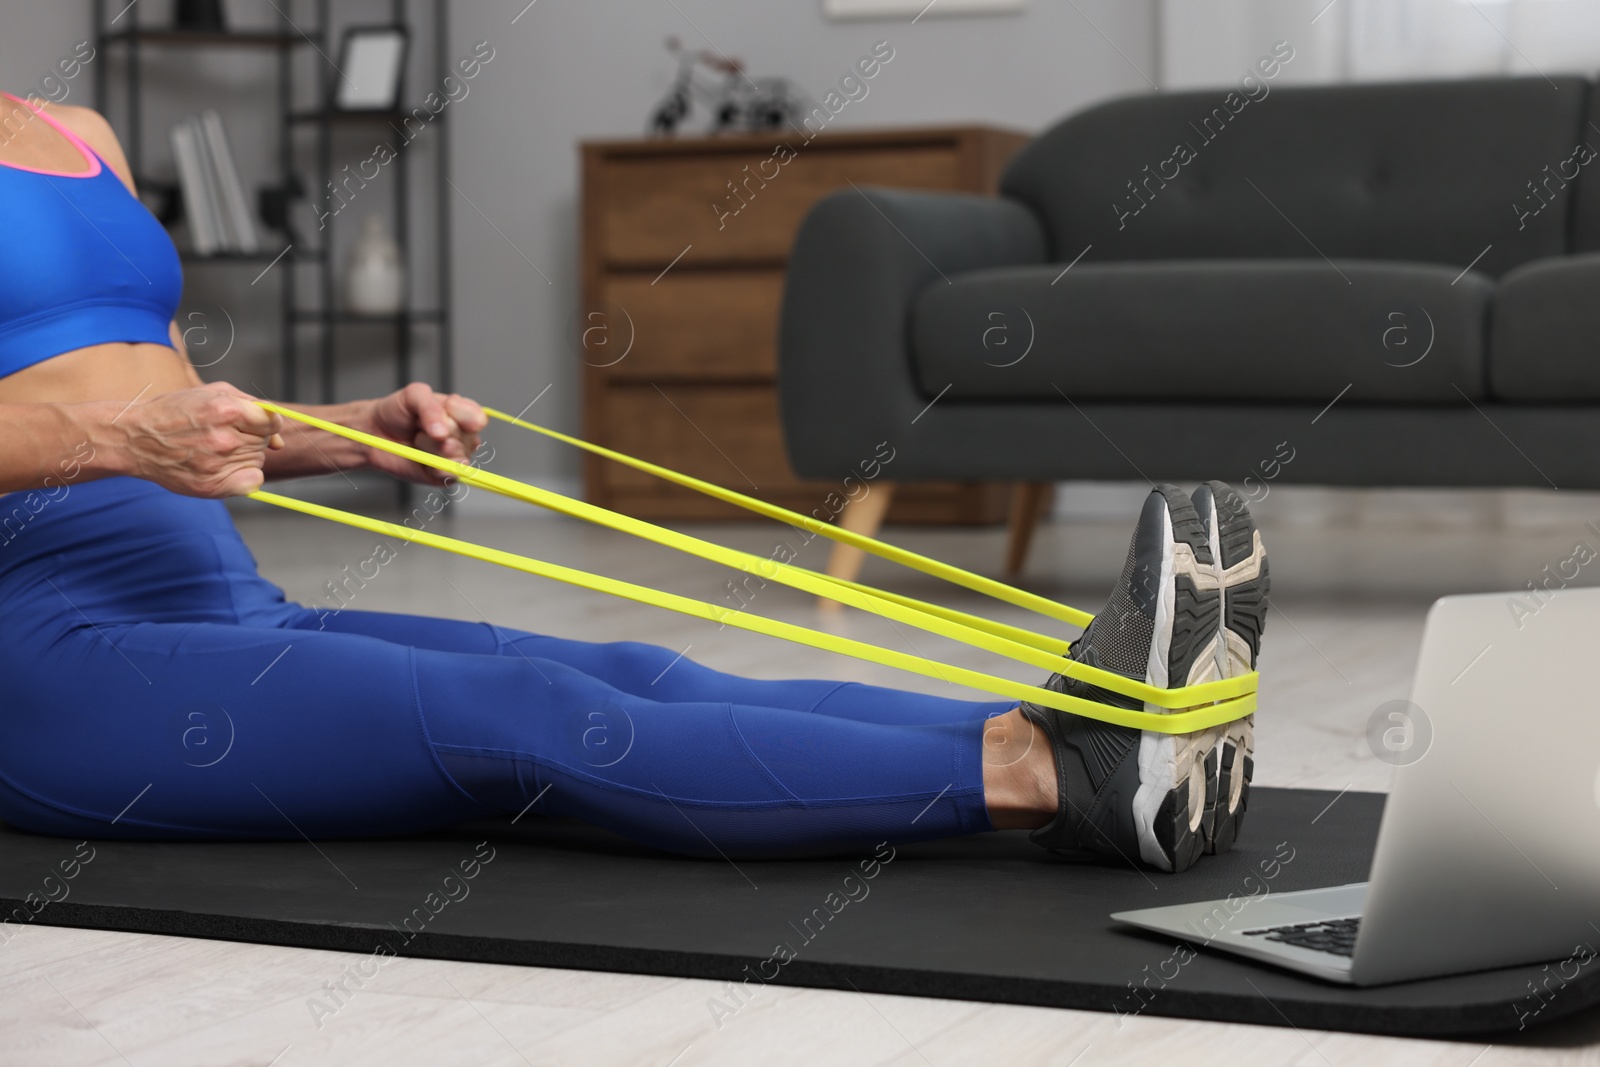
[7,489,1600,1066]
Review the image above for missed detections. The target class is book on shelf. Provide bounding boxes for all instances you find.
[169,121,215,254]
[169,110,259,256]
[200,110,259,254]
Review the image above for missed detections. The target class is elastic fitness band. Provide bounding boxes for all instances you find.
[256,402,1257,715]
[246,401,1257,735]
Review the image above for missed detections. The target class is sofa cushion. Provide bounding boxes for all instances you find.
[911,259,1492,403]
[1000,76,1590,277]
[1490,254,1600,401]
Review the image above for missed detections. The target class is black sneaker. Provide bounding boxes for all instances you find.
[1190,480,1269,855]
[1019,484,1223,874]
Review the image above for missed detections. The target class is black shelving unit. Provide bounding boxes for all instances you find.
[91,0,454,418]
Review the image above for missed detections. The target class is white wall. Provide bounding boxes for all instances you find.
[1160,0,1600,91]
[1160,0,1347,89]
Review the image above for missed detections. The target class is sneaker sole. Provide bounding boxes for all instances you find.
[1195,481,1269,855]
[1130,485,1222,873]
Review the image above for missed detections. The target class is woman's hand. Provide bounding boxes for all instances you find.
[110,382,285,497]
[362,382,488,486]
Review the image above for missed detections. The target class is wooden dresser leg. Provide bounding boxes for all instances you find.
[818,483,897,610]
[1004,481,1055,578]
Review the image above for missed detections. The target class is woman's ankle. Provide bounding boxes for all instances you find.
[980,707,1059,830]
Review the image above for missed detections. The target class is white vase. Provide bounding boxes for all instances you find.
[345,213,404,315]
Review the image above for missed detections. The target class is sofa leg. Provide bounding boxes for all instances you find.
[818,482,898,610]
[1004,481,1055,577]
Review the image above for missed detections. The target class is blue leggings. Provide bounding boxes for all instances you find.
[0,477,1008,857]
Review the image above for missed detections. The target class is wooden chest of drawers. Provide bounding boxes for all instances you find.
[579,125,1029,522]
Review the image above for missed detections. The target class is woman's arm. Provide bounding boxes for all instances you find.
[0,400,126,495]
[188,382,484,488]
[257,385,487,486]
[0,378,486,499]
[0,385,284,498]
[161,318,371,479]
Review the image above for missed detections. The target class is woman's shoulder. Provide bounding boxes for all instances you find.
[31,98,137,193]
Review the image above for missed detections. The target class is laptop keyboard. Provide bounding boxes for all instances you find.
[1242,916,1360,957]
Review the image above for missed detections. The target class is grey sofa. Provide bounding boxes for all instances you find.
[778,76,1600,572]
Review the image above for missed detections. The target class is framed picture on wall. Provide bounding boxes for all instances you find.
[332,25,410,112]
[823,0,1025,17]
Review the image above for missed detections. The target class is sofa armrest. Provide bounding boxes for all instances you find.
[777,187,1047,480]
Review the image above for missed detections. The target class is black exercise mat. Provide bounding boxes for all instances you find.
[3,787,1596,1037]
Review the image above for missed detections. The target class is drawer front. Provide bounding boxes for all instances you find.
[597,146,962,266]
[601,384,810,493]
[595,271,784,381]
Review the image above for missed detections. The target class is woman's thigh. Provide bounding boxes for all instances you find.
[0,617,494,840]
[294,607,1010,726]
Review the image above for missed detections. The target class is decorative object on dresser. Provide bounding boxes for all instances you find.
[579,125,1030,561]
[647,37,809,137]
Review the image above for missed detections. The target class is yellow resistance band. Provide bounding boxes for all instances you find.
[470,406,1258,712]
[483,407,1094,630]
[247,403,1257,733]
[256,401,1254,710]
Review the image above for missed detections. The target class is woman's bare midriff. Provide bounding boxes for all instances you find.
[0,342,195,405]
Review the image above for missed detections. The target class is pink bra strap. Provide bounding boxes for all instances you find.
[0,91,103,177]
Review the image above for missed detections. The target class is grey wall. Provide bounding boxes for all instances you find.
[449,0,1159,505]
[0,5,94,99]
[4,0,1157,503]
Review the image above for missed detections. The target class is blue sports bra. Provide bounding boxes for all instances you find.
[0,91,182,378]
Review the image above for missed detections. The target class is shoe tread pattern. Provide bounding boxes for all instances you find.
[1149,485,1219,873]
[1195,480,1266,857]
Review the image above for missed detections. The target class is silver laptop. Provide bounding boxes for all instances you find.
[1112,586,1600,986]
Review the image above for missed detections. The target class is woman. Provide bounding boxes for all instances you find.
[0,90,1268,873]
